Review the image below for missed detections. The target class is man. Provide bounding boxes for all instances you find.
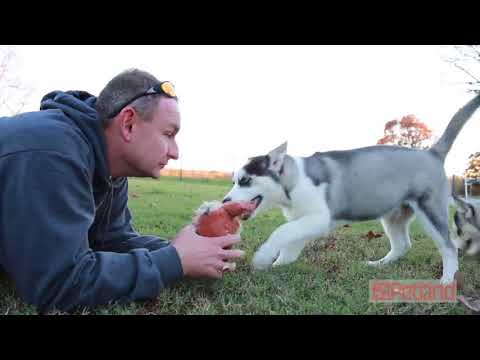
[0,68,244,313]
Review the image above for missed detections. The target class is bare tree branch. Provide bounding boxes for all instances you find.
[444,45,480,93]
[453,62,480,83]
[470,46,480,59]
[0,46,34,116]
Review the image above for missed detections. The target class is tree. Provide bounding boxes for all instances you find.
[0,47,33,116]
[443,45,480,94]
[462,152,480,197]
[377,114,435,149]
[464,152,480,179]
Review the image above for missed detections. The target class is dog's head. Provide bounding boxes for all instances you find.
[222,142,291,220]
[451,176,480,256]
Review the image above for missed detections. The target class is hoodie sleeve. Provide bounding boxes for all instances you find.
[0,151,184,313]
[91,177,174,253]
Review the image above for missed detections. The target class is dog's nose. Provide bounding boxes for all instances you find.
[222,197,232,204]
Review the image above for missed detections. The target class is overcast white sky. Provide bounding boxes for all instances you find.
[6,45,479,176]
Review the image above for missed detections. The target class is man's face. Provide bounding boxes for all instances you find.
[126,98,180,178]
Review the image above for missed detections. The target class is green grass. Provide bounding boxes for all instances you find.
[1,176,480,315]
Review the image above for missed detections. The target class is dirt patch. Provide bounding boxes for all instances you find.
[136,299,160,315]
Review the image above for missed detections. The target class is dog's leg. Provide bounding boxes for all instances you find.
[272,236,317,267]
[414,198,459,284]
[251,213,331,270]
[367,205,414,266]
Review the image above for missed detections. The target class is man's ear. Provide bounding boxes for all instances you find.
[118,107,136,142]
[267,142,288,173]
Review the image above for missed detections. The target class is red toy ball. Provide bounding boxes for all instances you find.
[194,200,256,237]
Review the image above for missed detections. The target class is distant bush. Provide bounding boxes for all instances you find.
[160,168,232,180]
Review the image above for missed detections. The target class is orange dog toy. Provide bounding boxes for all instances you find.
[193,200,256,273]
[194,200,256,237]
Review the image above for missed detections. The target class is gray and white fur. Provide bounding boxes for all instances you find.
[451,175,480,256]
[223,94,480,284]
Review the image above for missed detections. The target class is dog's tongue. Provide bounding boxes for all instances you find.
[223,201,256,218]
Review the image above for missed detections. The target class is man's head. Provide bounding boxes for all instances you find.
[98,69,180,179]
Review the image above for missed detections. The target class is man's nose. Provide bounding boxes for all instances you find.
[169,142,179,160]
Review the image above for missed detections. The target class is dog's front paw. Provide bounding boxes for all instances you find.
[251,247,279,271]
[272,250,299,267]
[440,275,456,285]
[365,260,384,267]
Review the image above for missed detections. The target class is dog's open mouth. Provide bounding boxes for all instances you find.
[251,195,263,209]
[239,195,263,221]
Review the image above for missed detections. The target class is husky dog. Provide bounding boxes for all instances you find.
[451,175,480,256]
[222,94,480,284]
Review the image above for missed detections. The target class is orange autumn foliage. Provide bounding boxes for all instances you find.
[377,114,434,149]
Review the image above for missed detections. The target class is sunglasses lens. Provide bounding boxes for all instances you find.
[161,82,176,97]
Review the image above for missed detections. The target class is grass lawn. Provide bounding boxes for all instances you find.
[1,177,479,315]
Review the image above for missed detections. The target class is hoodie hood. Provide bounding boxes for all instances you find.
[39,90,110,183]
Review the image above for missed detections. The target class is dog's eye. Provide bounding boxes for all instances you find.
[466,238,473,249]
[238,177,252,187]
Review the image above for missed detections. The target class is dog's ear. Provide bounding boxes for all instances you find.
[453,196,475,219]
[267,142,287,173]
[452,175,475,219]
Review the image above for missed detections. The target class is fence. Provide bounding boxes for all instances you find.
[160,168,233,181]
[452,176,480,198]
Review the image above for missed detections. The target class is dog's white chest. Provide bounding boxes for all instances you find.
[281,182,330,221]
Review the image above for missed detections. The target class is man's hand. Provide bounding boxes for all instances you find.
[171,225,245,279]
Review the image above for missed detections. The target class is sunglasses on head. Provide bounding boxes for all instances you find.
[106,81,177,119]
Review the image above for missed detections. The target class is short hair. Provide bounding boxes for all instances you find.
[96,68,164,128]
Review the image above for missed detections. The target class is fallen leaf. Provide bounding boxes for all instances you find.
[322,236,337,250]
[327,264,340,274]
[363,231,383,240]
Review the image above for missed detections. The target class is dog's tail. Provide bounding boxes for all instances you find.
[430,93,480,161]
